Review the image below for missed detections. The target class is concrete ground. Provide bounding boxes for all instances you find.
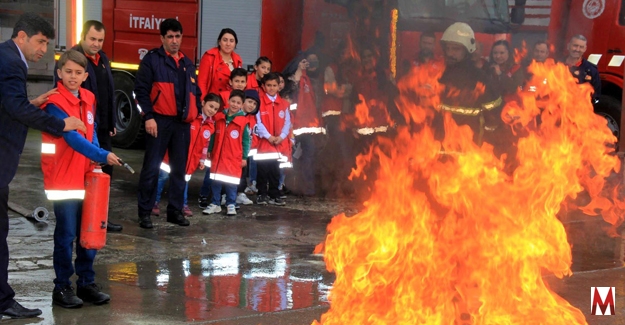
[3,128,625,324]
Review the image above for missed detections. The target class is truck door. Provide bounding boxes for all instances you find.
[604,0,625,76]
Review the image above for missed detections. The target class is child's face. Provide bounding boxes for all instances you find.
[243,98,257,114]
[57,60,88,92]
[255,61,271,79]
[201,100,220,117]
[228,96,243,115]
[278,76,285,91]
[263,79,279,96]
[229,75,247,91]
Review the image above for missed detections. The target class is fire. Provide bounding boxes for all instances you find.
[313,59,624,324]
[514,40,527,65]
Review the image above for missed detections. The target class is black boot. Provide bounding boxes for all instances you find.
[138,214,153,229]
[77,283,110,305]
[106,221,123,232]
[166,210,190,226]
[1,301,42,318]
[52,286,83,308]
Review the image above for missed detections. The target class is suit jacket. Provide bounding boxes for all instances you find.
[0,40,65,188]
[54,44,117,132]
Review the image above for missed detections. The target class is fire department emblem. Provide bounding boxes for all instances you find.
[279,110,285,119]
[230,130,239,139]
[203,130,210,139]
[138,48,148,60]
[583,0,605,19]
[87,111,94,125]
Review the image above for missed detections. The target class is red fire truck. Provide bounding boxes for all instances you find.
[55,0,526,148]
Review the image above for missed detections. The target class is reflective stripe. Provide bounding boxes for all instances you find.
[41,143,55,154]
[248,149,258,157]
[160,162,171,173]
[279,162,293,169]
[321,110,341,117]
[253,152,281,160]
[440,104,481,116]
[278,154,289,162]
[356,126,389,135]
[185,174,192,182]
[293,127,326,136]
[608,55,625,67]
[45,190,85,200]
[289,103,297,111]
[587,54,602,65]
[209,173,240,184]
[133,91,143,113]
[482,97,502,111]
[204,160,211,168]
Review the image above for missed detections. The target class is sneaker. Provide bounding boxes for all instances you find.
[268,197,286,206]
[279,185,290,199]
[166,210,190,226]
[53,286,83,308]
[256,195,268,205]
[77,283,110,305]
[236,193,253,205]
[202,204,222,214]
[226,204,237,216]
[245,181,258,195]
[151,202,160,216]
[198,196,209,209]
[183,205,193,216]
[221,194,226,206]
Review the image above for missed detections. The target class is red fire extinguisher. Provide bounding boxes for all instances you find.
[81,166,110,250]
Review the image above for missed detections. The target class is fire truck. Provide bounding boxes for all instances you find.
[55,0,526,148]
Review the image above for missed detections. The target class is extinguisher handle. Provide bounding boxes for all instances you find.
[117,159,135,174]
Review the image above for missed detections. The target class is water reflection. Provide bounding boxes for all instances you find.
[105,250,332,322]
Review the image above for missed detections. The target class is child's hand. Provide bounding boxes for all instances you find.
[106,153,122,166]
[274,136,284,144]
[199,161,205,170]
[241,160,247,168]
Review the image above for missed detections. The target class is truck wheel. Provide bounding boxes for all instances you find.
[594,95,621,142]
[112,72,144,148]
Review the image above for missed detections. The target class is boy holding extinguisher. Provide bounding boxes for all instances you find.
[40,50,121,308]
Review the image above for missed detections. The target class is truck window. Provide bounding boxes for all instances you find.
[620,0,625,25]
[398,0,509,23]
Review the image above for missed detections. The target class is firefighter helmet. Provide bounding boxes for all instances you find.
[441,22,476,53]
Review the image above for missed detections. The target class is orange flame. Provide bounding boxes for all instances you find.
[514,40,527,65]
[313,59,624,324]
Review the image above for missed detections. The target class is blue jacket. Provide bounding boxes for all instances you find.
[0,40,65,188]
[134,46,202,123]
[54,44,117,132]
[568,58,601,102]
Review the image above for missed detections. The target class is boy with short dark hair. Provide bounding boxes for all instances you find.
[220,68,248,104]
[41,49,121,308]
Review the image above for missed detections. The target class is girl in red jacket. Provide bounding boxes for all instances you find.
[198,28,243,97]
[246,57,272,92]
[153,93,221,216]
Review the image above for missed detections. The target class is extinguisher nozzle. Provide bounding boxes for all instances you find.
[117,159,135,174]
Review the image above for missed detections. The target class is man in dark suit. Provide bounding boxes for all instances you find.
[0,13,85,319]
[54,20,123,232]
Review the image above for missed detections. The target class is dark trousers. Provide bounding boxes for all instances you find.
[0,186,15,311]
[256,159,280,199]
[295,134,316,196]
[137,116,190,216]
[97,128,113,177]
[53,199,97,290]
[237,165,249,193]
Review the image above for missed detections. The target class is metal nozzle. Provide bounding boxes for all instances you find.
[118,159,135,174]
[32,207,49,222]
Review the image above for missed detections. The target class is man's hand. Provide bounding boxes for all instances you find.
[241,159,247,168]
[106,152,123,166]
[30,88,58,107]
[63,116,87,133]
[145,119,157,137]
[110,127,117,137]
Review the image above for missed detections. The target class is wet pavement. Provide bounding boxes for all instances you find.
[3,129,625,324]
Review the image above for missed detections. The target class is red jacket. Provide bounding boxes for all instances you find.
[162,115,214,179]
[210,111,247,184]
[292,72,324,136]
[246,73,261,92]
[198,47,243,97]
[255,92,289,160]
[219,90,231,108]
[321,64,343,118]
[40,85,96,200]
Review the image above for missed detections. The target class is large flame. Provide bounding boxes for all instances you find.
[313,59,624,324]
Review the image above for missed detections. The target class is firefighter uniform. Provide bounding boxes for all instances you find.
[134,46,201,227]
[565,57,601,102]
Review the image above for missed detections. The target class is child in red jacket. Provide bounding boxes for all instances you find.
[153,93,221,216]
[41,50,122,308]
[246,56,272,92]
[219,68,248,105]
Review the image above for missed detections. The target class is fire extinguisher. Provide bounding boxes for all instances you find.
[81,165,110,250]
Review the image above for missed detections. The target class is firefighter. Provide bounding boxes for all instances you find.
[134,19,202,228]
[562,34,601,103]
[0,13,85,319]
[56,20,123,232]
[437,22,503,145]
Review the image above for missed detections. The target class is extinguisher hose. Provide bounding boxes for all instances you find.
[117,159,135,174]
